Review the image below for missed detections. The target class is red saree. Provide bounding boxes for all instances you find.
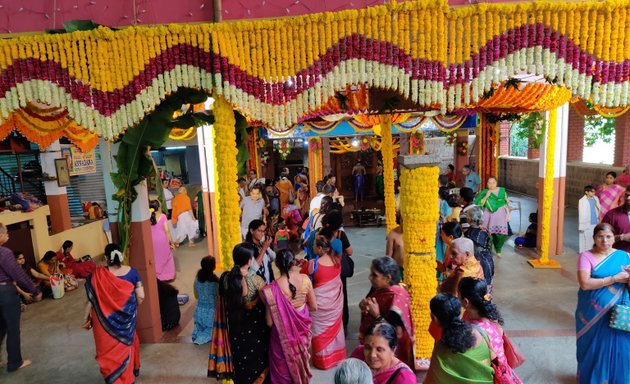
[311,263,346,369]
[359,285,415,367]
[86,267,140,384]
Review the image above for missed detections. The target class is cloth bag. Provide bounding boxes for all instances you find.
[503,333,526,368]
[609,287,630,332]
[473,324,521,384]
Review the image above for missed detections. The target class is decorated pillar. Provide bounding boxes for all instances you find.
[530,103,569,268]
[197,125,220,267]
[129,181,163,342]
[40,140,71,233]
[212,95,241,269]
[399,155,439,364]
[380,114,397,233]
[307,138,323,199]
[478,114,500,182]
[614,111,630,167]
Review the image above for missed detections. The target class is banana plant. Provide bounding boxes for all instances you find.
[111,88,213,251]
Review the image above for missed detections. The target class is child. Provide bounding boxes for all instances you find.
[578,185,600,253]
[192,256,219,345]
[444,194,462,223]
[266,210,280,240]
[515,212,538,248]
[274,218,290,251]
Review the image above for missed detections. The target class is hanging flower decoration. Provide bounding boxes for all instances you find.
[444,132,457,146]
[329,136,400,154]
[456,141,468,156]
[410,131,425,155]
[257,138,267,149]
[274,140,292,160]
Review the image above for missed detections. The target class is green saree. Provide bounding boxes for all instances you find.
[424,341,494,384]
[474,188,508,213]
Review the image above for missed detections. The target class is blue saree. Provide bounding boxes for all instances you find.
[575,249,630,384]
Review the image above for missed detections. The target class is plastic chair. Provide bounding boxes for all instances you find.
[508,201,522,234]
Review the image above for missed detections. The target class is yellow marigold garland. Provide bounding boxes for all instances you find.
[539,108,557,264]
[380,114,397,233]
[400,165,439,360]
[213,95,241,270]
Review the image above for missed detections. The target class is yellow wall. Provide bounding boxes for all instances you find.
[0,205,107,261]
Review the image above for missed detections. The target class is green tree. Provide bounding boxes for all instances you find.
[584,117,615,146]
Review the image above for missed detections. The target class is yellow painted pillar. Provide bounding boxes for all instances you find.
[380,114,397,233]
[212,94,241,269]
[399,155,440,363]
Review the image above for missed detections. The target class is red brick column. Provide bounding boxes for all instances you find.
[498,121,510,156]
[614,111,630,166]
[527,136,540,159]
[567,108,584,162]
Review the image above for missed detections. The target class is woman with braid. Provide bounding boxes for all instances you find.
[261,249,316,384]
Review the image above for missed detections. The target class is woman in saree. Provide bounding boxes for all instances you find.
[301,232,345,369]
[463,207,495,289]
[474,177,510,257]
[358,257,415,369]
[208,242,270,384]
[261,249,316,384]
[596,171,626,219]
[38,250,78,291]
[350,322,416,384]
[424,293,494,384]
[149,200,176,281]
[84,244,144,384]
[459,277,523,383]
[56,240,96,279]
[575,223,630,384]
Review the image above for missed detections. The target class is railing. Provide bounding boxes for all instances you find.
[0,166,16,196]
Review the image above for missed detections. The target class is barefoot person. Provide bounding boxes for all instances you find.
[0,223,42,372]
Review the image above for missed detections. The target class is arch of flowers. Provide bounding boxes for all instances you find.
[1,0,629,361]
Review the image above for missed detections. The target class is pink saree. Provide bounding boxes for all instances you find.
[596,184,625,218]
[311,263,346,370]
[261,281,312,384]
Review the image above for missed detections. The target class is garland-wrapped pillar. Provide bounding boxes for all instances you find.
[479,114,499,182]
[308,137,323,199]
[399,155,440,363]
[380,114,397,233]
[529,104,568,268]
[213,94,241,270]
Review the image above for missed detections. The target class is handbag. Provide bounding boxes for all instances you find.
[340,254,355,278]
[472,324,521,384]
[503,332,525,368]
[609,287,630,332]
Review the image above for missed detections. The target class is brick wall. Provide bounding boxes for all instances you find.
[567,108,585,162]
[614,112,630,167]
[499,157,624,208]
[499,121,510,156]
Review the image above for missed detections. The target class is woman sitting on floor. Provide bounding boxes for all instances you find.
[56,240,96,279]
[38,250,78,291]
[14,250,51,300]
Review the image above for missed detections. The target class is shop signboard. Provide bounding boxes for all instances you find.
[60,145,97,176]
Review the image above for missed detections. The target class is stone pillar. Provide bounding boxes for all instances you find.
[498,121,510,156]
[129,181,163,342]
[40,141,71,233]
[307,138,323,199]
[614,111,630,167]
[567,108,585,162]
[531,103,569,267]
[398,154,440,365]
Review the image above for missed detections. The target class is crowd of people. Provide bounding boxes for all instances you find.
[2,161,630,384]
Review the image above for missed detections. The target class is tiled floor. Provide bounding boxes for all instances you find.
[1,192,582,383]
